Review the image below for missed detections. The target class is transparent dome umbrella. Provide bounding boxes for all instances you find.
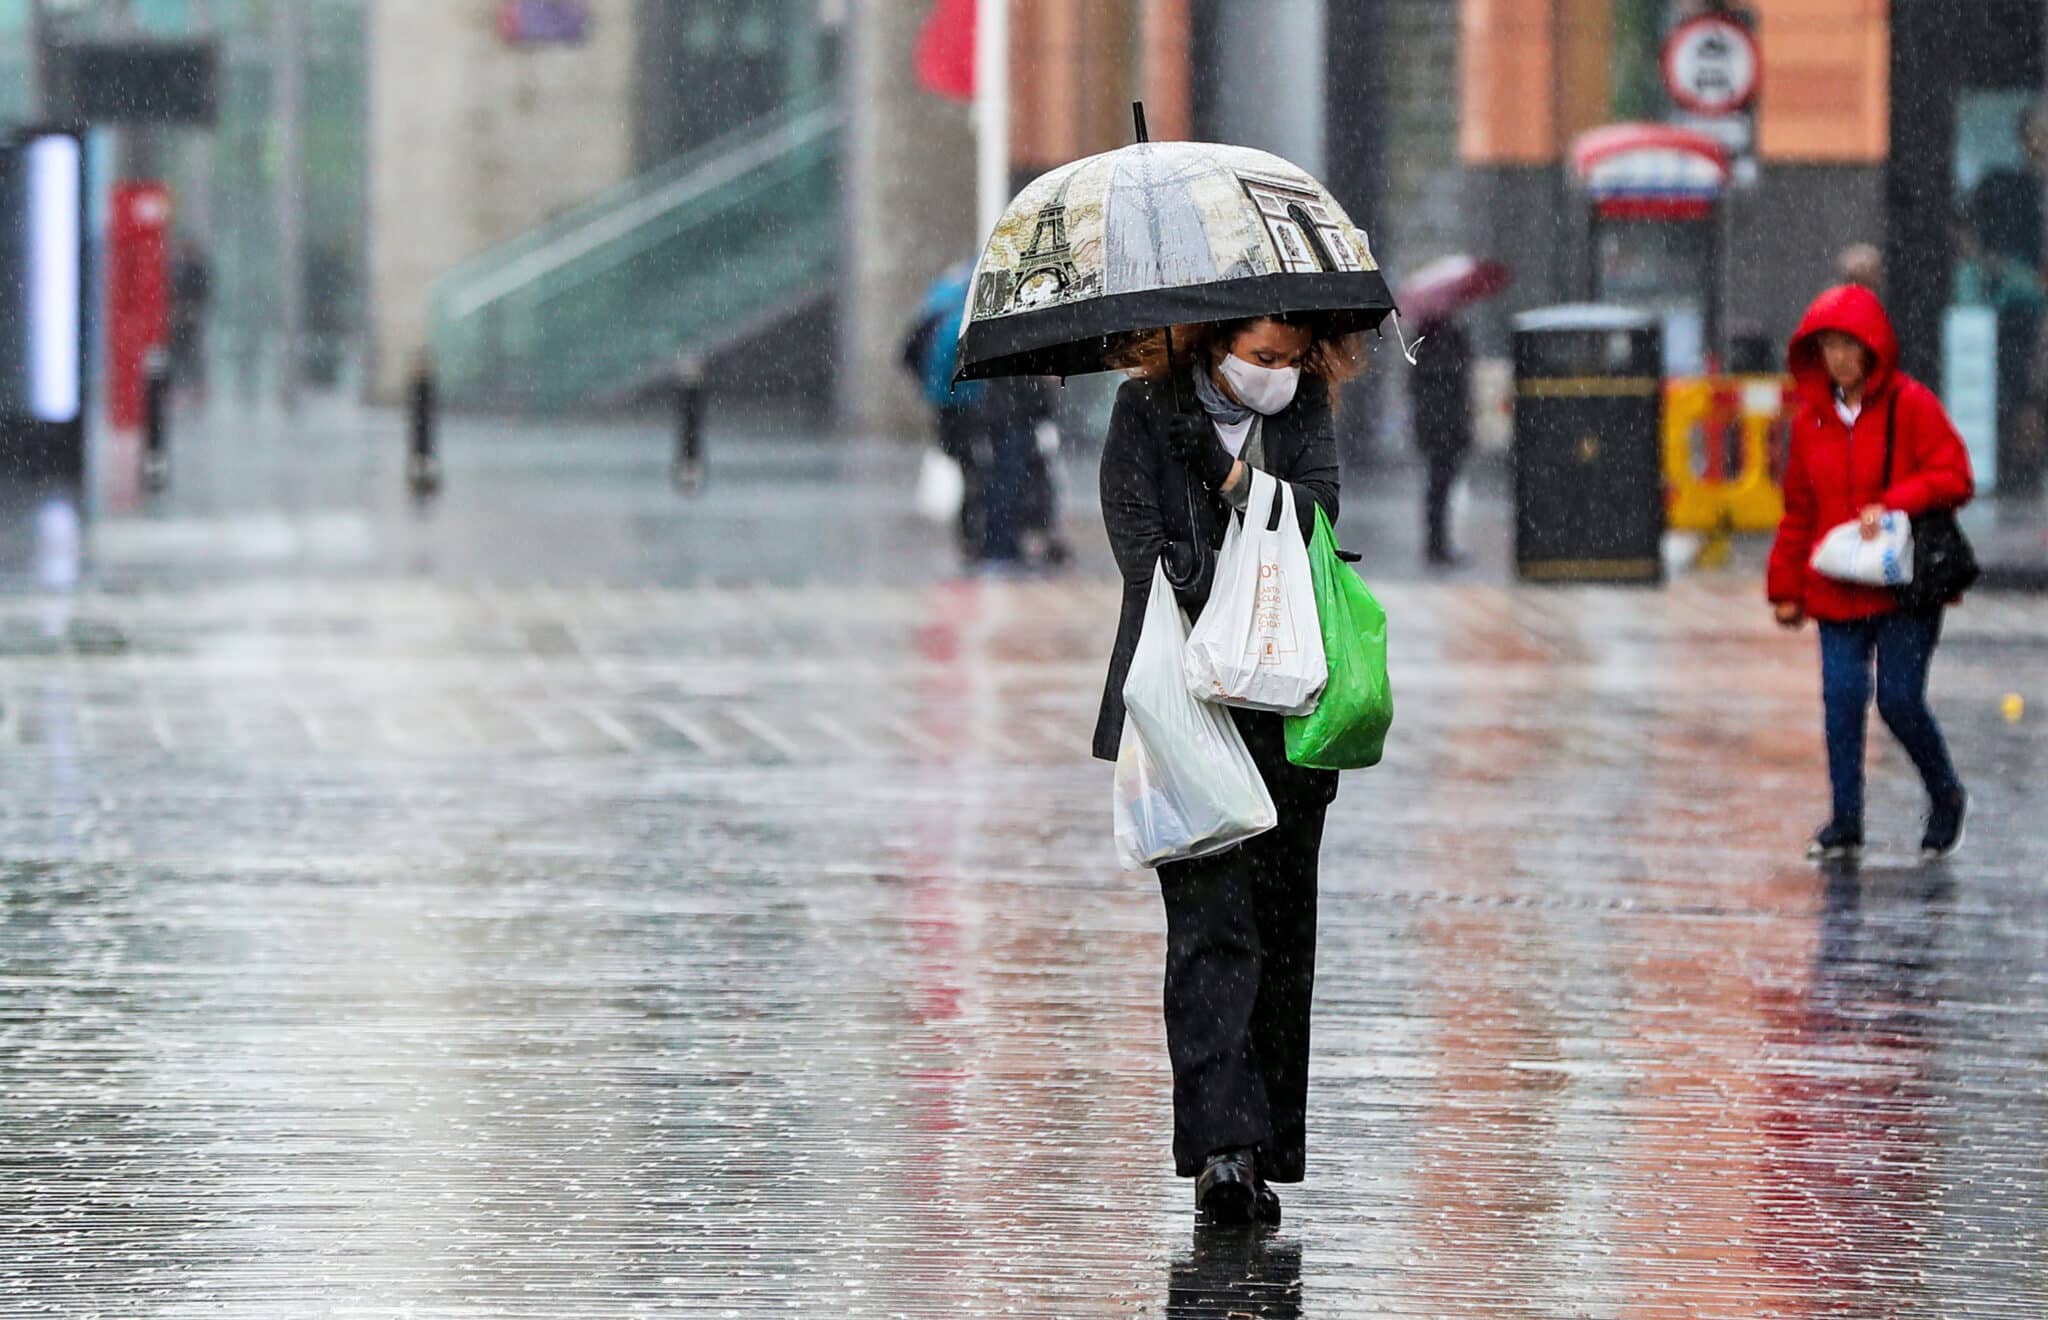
[954,118,1397,385]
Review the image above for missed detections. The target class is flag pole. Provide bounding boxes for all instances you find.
[974,0,1010,243]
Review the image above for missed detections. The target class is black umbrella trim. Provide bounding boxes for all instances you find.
[954,269,1397,382]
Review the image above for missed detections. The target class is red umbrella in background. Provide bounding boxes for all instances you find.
[1395,255,1512,329]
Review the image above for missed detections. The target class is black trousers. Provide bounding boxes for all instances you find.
[1156,711,1334,1182]
[1422,446,1467,557]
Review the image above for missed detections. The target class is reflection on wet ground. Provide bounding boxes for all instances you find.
[1,413,2046,1315]
[1168,1227,1302,1317]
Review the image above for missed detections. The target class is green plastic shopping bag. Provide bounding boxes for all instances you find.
[1283,506,1393,769]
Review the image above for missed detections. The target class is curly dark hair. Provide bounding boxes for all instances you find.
[1107,312,1367,399]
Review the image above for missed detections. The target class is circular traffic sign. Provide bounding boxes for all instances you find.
[1662,15,1759,116]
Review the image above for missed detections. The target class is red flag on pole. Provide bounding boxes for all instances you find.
[915,0,976,100]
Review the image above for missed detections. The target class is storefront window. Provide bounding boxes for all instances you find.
[1950,91,2047,498]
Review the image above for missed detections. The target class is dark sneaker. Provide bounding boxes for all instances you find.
[1807,820,1864,863]
[1921,790,1969,861]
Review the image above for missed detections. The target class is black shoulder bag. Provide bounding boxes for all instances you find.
[1884,394,1980,612]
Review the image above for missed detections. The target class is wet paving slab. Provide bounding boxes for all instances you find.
[1,568,2045,1317]
[2,415,2048,1314]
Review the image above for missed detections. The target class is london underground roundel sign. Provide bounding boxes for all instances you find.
[1662,16,1759,116]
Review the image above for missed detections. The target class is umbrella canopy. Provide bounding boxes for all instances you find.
[955,141,1395,382]
[1393,254,1511,329]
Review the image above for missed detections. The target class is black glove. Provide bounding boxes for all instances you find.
[1166,410,1237,491]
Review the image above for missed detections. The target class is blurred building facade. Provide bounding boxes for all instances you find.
[0,0,842,407]
[954,0,2044,438]
[0,0,368,400]
[1459,0,1892,363]
[366,0,641,401]
[838,0,1459,437]
[1456,0,2047,503]
[0,1,2040,435]
[369,0,839,402]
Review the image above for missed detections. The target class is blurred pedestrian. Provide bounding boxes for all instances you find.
[902,263,987,558]
[1767,284,1975,863]
[903,262,1069,570]
[974,374,1067,569]
[170,239,211,396]
[1406,315,1472,566]
[1097,312,1363,1225]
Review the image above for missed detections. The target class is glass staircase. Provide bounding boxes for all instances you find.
[428,105,842,411]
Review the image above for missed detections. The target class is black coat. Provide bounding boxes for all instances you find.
[1093,375,1341,763]
[1406,322,1472,458]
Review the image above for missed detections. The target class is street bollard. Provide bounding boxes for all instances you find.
[142,348,171,492]
[407,354,442,497]
[672,356,706,495]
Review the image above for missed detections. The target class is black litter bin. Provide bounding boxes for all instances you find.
[1512,305,1664,584]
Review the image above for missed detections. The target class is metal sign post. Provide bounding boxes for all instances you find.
[1662,8,1759,373]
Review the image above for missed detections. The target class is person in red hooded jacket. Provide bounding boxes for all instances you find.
[1767,284,1975,862]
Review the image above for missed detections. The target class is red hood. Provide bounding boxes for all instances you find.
[1788,284,1900,410]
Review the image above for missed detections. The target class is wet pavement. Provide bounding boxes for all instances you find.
[2,401,2047,1316]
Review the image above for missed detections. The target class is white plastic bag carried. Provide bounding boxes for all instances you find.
[1811,511,1914,587]
[1184,469,1327,715]
[914,448,965,523]
[1114,559,1278,871]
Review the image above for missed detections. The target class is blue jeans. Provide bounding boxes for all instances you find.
[977,419,1030,564]
[1818,610,1962,827]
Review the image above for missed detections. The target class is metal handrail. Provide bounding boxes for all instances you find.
[436,105,844,322]
[435,101,833,285]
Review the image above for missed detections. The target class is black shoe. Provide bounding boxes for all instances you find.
[1252,1179,1282,1226]
[1195,1148,1258,1224]
[1426,546,1467,569]
[1806,820,1864,862]
[1921,789,1969,861]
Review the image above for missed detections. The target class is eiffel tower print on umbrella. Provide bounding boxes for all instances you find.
[955,105,1397,383]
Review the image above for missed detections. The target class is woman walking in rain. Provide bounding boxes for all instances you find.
[1767,283,1974,862]
[1094,313,1362,1224]
[945,120,1396,1221]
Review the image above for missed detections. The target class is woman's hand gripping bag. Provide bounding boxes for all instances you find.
[1283,506,1393,770]
[1183,469,1327,716]
[1114,559,1278,870]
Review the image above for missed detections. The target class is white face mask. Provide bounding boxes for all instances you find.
[1219,353,1301,415]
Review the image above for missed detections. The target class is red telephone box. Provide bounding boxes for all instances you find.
[1571,125,1732,376]
[107,182,173,430]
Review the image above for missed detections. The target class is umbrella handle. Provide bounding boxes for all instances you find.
[1163,323,1186,412]
[1132,100,1190,413]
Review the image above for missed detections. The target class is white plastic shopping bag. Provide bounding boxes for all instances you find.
[915,448,965,523]
[1811,512,1914,587]
[1184,469,1327,715]
[1113,559,1278,871]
